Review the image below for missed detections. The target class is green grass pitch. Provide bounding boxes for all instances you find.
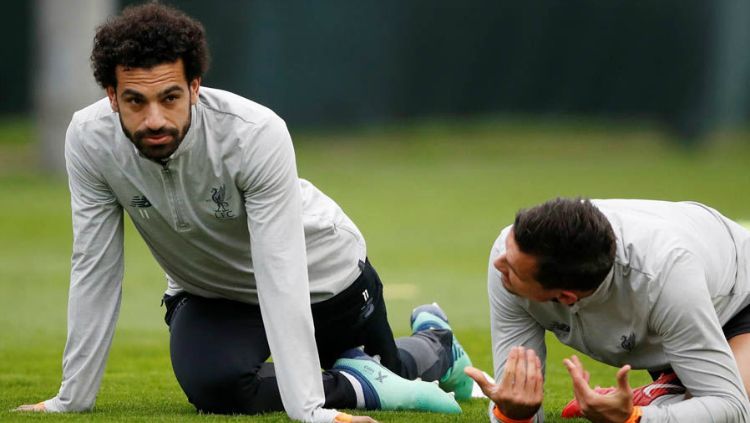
[1,117,749,421]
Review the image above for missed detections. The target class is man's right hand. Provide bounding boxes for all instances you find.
[465,346,543,420]
[334,412,378,423]
[14,402,46,412]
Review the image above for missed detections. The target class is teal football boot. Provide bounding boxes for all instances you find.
[333,349,461,414]
[411,303,474,400]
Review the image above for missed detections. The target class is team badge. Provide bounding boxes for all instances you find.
[209,184,235,220]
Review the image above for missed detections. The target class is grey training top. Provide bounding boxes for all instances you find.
[488,199,750,423]
[45,87,367,423]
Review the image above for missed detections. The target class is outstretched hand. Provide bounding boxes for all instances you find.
[14,402,46,412]
[563,355,633,423]
[465,346,543,420]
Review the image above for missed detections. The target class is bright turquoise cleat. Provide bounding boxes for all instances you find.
[411,303,475,400]
[333,349,462,414]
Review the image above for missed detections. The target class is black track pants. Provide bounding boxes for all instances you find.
[164,259,453,414]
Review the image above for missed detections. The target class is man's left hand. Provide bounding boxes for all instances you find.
[563,355,634,423]
[14,402,46,412]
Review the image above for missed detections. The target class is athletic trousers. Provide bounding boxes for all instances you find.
[163,259,453,414]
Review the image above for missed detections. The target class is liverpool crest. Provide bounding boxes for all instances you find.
[210,184,235,219]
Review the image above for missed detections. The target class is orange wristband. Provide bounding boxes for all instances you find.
[623,406,642,423]
[334,412,353,423]
[492,404,534,423]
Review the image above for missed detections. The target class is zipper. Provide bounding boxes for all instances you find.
[161,162,191,231]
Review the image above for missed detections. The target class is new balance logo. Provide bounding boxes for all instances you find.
[130,195,152,219]
[620,332,635,352]
[550,321,571,334]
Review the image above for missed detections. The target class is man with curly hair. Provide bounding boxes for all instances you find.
[15,3,472,422]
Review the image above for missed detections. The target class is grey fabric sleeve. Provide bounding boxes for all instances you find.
[488,236,546,423]
[44,118,125,412]
[642,249,750,422]
[240,116,338,423]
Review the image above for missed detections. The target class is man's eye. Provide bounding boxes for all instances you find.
[165,95,177,103]
[127,98,142,105]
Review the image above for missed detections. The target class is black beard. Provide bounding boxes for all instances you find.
[120,106,192,163]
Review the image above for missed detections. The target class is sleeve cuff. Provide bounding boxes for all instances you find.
[624,406,643,423]
[309,406,340,423]
[43,397,62,412]
[493,404,535,423]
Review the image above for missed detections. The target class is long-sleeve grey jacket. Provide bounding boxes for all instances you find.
[44,87,366,423]
[488,199,750,422]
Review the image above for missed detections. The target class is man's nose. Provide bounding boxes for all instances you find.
[144,104,166,129]
[493,255,505,271]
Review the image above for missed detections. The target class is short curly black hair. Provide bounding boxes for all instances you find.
[513,197,616,292]
[91,2,209,88]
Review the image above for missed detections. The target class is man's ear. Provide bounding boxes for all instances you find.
[189,78,201,105]
[106,87,118,112]
[556,290,579,306]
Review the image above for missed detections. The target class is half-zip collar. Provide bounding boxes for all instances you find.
[569,267,615,313]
